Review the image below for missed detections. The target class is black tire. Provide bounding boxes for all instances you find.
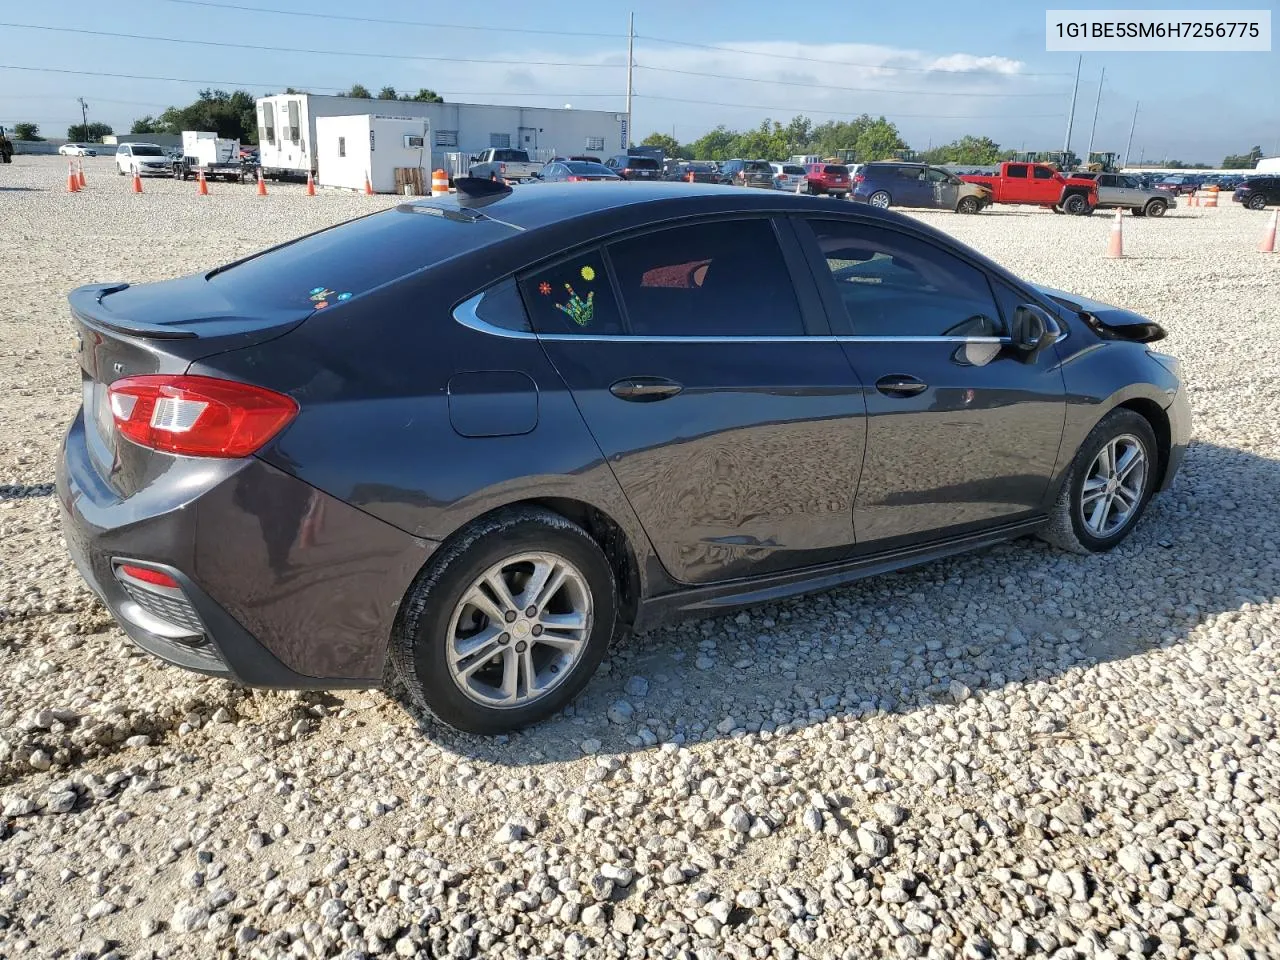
[1247,194,1267,211]
[869,190,891,209]
[1063,193,1090,215]
[390,507,617,734]
[1051,204,1064,214]
[1144,199,1167,218]
[956,195,981,214]
[1039,408,1159,555]
[807,182,819,196]
[1130,206,1145,217]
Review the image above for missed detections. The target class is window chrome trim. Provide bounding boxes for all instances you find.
[452,293,1015,345]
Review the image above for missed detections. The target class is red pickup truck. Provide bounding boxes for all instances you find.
[960,162,1098,215]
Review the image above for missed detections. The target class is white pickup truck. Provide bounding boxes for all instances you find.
[468,148,542,182]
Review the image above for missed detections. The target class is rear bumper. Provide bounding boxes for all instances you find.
[57,409,435,688]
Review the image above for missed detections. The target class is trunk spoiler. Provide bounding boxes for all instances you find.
[70,283,198,339]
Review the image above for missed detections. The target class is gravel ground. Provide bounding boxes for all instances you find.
[2,154,1279,960]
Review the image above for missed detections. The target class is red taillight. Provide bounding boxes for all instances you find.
[499,163,507,174]
[118,564,180,589]
[107,375,298,458]
[567,175,584,182]
[622,167,632,175]
[854,174,865,183]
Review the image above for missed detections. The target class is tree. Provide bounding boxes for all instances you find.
[689,125,739,160]
[377,86,398,100]
[641,132,680,157]
[921,134,1001,166]
[853,115,908,162]
[343,84,372,99]
[1222,145,1263,169]
[400,88,444,103]
[141,88,260,143]
[68,122,113,142]
[12,121,42,140]
[130,116,160,134]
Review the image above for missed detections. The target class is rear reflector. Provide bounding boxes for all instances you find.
[107,375,298,458]
[118,563,180,589]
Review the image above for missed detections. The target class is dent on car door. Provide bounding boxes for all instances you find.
[796,217,1067,549]
[526,218,867,584]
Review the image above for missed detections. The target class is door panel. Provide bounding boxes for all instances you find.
[796,217,1066,549]
[522,221,867,585]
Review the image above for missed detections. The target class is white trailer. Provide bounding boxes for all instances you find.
[1255,157,1280,174]
[174,130,246,182]
[256,93,624,181]
[315,115,430,194]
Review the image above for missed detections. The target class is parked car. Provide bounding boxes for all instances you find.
[732,160,776,189]
[804,163,851,197]
[603,154,662,181]
[668,161,718,184]
[57,179,1188,733]
[1154,176,1200,197]
[959,162,1097,214]
[1090,173,1173,216]
[1233,176,1280,210]
[469,148,542,182]
[716,159,747,184]
[854,162,992,213]
[59,143,97,157]
[538,160,620,183]
[770,162,806,192]
[569,155,602,164]
[115,142,170,177]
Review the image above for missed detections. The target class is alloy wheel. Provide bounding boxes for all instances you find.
[869,191,890,208]
[1079,434,1148,538]
[445,552,593,709]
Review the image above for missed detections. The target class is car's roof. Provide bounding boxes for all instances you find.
[409,181,912,234]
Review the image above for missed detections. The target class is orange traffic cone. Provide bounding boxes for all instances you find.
[66,161,80,193]
[77,160,87,189]
[431,168,449,196]
[364,172,374,195]
[1107,207,1124,258]
[132,170,143,193]
[686,170,694,183]
[1260,210,1278,253]
[306,171,316,196]
[1187,192,1198,208]
[197,171,209,196]
[256,170,268,196]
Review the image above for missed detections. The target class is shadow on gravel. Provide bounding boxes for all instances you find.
[396,440,1278,764]
[0,186,40,192]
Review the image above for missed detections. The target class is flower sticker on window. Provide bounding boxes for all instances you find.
[580,265,596,282]
[554,283,594,326]
[538,281,552,296]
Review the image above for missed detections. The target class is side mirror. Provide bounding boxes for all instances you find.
[1010,304,1059,363]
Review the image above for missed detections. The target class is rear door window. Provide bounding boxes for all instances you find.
[1032,166,1054,180]
[606,219,803,337]
[1006,164,1028,179]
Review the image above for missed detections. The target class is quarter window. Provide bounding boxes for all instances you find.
[521,250,623,336]
[804,220,1003,338]
[606,219,803,337]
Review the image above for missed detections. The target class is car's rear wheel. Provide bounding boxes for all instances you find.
[868,190,891,209]
[391,507,617,734]
[1040,408,1158,554]
[1144,199,1168,217]
[956,195,981,214]
[1247,194,1267,210]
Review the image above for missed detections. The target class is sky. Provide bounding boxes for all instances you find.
[2,0,1276,164]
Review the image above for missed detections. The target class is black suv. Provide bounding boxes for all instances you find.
[1233,176,1280,210]
[603,154,662,181]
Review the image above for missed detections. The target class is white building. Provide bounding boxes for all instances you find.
[256,94,625,180]
[315,115,430,194]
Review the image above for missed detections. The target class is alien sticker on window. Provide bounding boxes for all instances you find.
[308,287,353,310]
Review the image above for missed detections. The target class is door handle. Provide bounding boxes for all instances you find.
[610,377,684,402]
[875,374,928,397]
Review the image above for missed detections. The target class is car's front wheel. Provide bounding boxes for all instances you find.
[391,507,617,733]
[1040,408,1159,554]
[1144,199,1168,217]
[868,190,891,208]
[956,195,981,214]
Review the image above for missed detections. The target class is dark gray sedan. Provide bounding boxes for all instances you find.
[57,180,1188,733]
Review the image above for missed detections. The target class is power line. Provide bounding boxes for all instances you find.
[161,0,627,38]
[0,23,625,68]
[0,66,619,102]
[638,35,1076,77]
[634,93,1065,120]
[634,63,1068,97]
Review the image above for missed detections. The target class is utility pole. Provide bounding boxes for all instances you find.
[1085,66,1105,167]
[1123,101,1139,169]
[624,12,634,151]
[1063,55,1081,160]
[77,96,88,142]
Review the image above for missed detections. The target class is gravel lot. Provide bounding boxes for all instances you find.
[2,154,1279,960]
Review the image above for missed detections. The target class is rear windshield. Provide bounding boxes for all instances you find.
[745,161,773,173]
[782,165,804,175]
[131,145,164,157]
[565,161,614,175]
[689,162,715,172]
[824,165,848,175]
[624,157,660,170]
[493,149,529,162]
[207,206,515,310]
